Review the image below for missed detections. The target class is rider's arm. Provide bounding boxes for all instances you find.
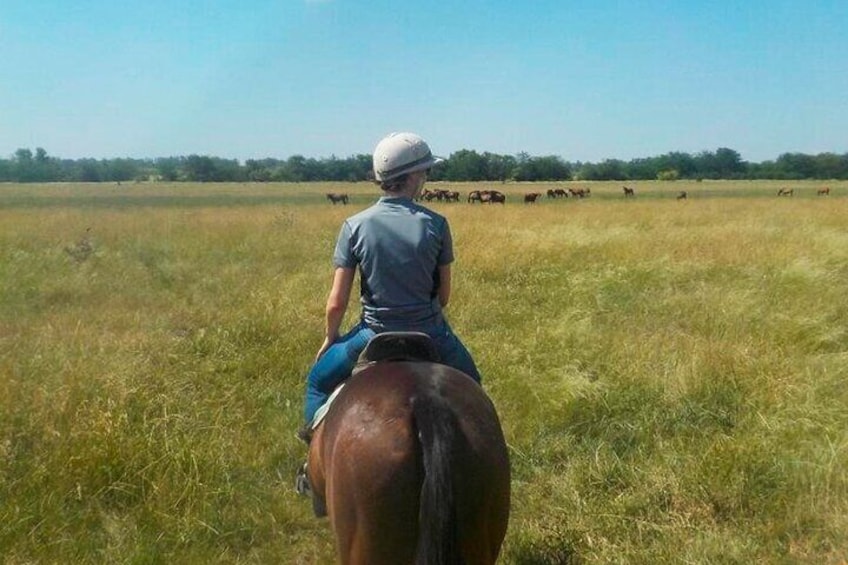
[438,264,451,308]
[316,267,355,359]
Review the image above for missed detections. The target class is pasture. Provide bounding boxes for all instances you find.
[1,180,847,563]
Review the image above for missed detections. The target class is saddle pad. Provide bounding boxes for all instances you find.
[309,383,345,431]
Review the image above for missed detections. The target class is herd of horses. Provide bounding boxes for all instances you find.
[325,186,836,208]
[326,188,590,206]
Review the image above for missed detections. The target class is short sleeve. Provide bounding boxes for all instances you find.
[332,221,357,268]
[438,220,454,265]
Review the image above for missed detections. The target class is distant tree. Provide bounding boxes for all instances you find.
[31,147,59,181]
[660,151,698,178]
[283,155,322,182]
[155,157,182,181]
[812,152,846,179]
[747,160,776,179]
[77,159,103,182]
[579,159,627,181]
[775,153,817,179]
[625,157,658,180]
[13,148,36,181]
[184,155,217,182]
[105,158,140,182]
[212,157,245,182]
[445,149,487,181]
[514,155,571,181]
[351,154,372,182]
[15,148,33,162]
[714,147,746,178]
[694,147,746,179]
[483,152,516,182]
[245,159,273,182]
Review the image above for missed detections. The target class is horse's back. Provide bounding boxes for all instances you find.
[314,362,510,564]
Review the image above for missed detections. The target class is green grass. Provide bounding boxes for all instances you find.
[1,181,847,563]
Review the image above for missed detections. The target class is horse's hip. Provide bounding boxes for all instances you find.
[313,363,510,564]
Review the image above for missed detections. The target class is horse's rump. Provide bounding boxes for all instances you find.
[309,362,510,564]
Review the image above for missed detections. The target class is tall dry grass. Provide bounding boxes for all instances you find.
[1,181,846,563]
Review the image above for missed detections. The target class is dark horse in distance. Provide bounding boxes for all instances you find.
[326,193,350,205]
[306,333,511,564]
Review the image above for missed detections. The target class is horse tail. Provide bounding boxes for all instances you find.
[413,388,464,565]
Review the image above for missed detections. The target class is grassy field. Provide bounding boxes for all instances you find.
[1,180,847,564]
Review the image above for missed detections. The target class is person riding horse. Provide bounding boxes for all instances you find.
[296,131,482,453]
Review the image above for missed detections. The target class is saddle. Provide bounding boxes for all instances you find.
[352,331,440,375]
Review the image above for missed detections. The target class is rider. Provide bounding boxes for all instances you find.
[298,132,482,443]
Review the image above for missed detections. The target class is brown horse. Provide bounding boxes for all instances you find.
[488,190,506,204]
[818,187,831,196]
[306,342,510,564]
[326,193,349,205]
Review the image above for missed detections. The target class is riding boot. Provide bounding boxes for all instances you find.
[296,424,313,445]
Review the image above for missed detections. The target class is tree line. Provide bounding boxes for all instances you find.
[2,146,847,184]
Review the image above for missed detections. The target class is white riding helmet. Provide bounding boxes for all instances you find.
[372,132,444,182]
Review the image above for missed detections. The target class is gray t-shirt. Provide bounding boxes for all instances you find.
[333,196,454,331]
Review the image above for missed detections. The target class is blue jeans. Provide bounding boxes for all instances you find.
[303,321,481,424]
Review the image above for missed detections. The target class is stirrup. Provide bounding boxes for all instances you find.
[295,463,327,517]
[295,463,312,497]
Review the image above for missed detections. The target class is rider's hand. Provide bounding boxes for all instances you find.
[315,335,335,361]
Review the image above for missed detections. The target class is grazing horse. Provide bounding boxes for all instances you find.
[818,187,830,196]
[467,190,483,203]
[326,193,349,205]
[306,335,511,565]
[524,192,542,203]
[777,188,793,197]
[677,191,687,200]
[488,191,506,204]
[623,186,635,197]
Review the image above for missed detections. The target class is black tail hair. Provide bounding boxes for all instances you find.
[413,388,464,565]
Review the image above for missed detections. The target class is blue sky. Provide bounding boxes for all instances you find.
[1,1,846,163]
